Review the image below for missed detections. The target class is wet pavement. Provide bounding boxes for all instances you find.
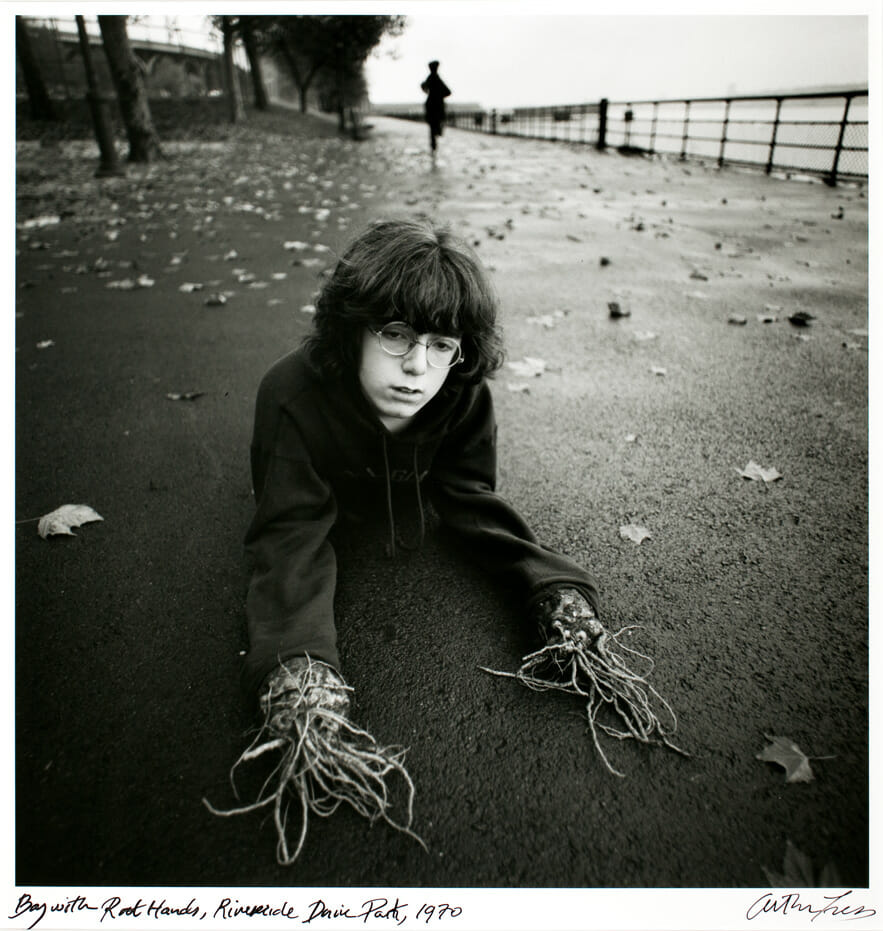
[13,110,871,926]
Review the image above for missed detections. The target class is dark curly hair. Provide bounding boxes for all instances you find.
[303,217,504,387]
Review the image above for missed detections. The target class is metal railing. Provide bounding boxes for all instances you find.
[380,89,868,185]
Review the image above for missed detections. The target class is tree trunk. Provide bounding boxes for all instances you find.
[15,16,56,120]
[276,37,315,113]
[97,15,162,162]
[335,70,346,133]
[240,17,268,110]
[221,16,245,123]
[75,15,122,177]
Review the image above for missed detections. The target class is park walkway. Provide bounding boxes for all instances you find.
[14,110,870,915]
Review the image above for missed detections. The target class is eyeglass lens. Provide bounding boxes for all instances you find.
[377,323,462,367]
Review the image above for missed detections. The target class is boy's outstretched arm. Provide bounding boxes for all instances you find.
[427,381,600,616]
[243,446,341,697]
[429,383,687,772]
[208,389,425,864]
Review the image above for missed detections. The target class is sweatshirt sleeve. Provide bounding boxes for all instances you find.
[242,393,340,699]
[427,383,600,615]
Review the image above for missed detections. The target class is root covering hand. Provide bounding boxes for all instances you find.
[483,587,688,777]
[204,657,423,866]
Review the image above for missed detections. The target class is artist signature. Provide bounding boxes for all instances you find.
[747,890,876,922]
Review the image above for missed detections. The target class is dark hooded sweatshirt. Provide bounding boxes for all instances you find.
[243,346,599,698]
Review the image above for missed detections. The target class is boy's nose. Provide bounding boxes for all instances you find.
[401,342,428,374]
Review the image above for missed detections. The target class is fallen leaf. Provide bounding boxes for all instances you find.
[620,524,652,544]
[788,311,815,327]
[506,356,546,378]
[757,313,778,323]
[166,391,205,401]
[20,215,60,230]
[728,314,747,325]
[633,330,657,342]
[179,282,204,293]
[608,301,631,319]
[763,840,843,888]
[506,383,530,394]
[738,461,782,483]
[300,304,316,314]
[526,313,561,329]
[37,504,103,539]
[756,735,814,783]
[650,366,667,376]
[36,340,55,349]
[204,293,227,306]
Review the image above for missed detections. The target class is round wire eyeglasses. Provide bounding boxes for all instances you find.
[370,321,464,369]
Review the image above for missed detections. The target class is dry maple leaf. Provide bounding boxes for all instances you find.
[506,357,547,378]
[763,839,843,888]
[37,504,103,539]
[620,524,652,545]
[756,734,814,783]
[738,461,782,483]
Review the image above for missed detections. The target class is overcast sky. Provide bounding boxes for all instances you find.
[17,3,873,111]
[364,9,870,108]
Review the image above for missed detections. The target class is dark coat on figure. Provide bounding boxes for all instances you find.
[421,71,451,126]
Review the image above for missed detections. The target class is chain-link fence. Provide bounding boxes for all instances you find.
[384,90,868,184]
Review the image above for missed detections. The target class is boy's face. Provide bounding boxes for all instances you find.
[358,326,454,432]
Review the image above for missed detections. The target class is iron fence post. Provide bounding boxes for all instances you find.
[597,98,608,149]
[826,94,852,187]
[765,98,782,175]
[680,100,691,160]
[718,99,731,168]
[649,101,658,155]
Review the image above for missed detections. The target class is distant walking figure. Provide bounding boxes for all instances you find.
[421,60,451,153]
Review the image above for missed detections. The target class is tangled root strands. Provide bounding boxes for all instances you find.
[203,659,427,866]
[481,627,690,776]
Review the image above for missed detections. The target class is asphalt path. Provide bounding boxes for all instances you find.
[13,111,870,924]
